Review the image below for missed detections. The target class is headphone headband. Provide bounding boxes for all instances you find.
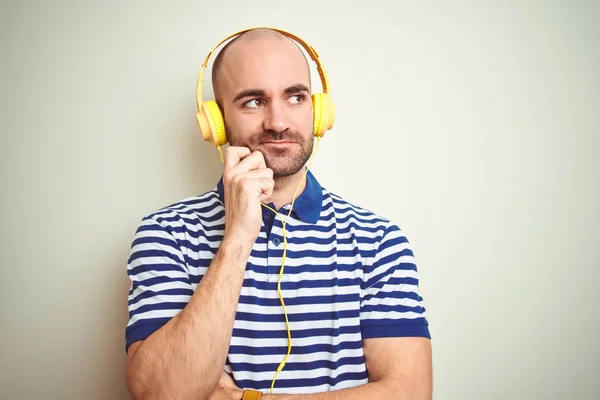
[196,26,331,111]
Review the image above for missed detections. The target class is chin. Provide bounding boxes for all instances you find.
[266,161,303,178]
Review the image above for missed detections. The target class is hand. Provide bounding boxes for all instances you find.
[223,146,274,248]
[208,371,244,400]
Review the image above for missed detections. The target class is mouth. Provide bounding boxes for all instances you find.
[261,141,296,147]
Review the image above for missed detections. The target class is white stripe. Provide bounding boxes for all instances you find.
[129,281,191,294]
[360,310,425,320]
[229,332,362,348]
[240,284,360,299]
[236,301,360,317]
[360,295,423,309]
[233,317,359,332]
[127,308,182,327]
[229,348,364,365]
[232,363,366,384]
[244,266,361,281]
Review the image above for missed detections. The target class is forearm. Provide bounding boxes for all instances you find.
[128,234,250,400]
[263,379,411,400]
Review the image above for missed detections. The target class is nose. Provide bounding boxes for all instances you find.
[262,100,289,133]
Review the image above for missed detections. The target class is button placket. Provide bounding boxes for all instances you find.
[261,204,277,279]
[267,216,284,276]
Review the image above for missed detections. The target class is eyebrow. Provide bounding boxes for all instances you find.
[232,84,311,103]
[232,89,265,103]
[284,84,310,94]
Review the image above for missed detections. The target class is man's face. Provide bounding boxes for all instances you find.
[217,38,314,177]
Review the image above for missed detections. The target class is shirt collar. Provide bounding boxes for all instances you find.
[216,169,323,224]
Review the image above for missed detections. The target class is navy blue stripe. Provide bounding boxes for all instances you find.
[286,221,383,236]
[132,236,178,248]
[235,309,360,323]
[131,275,190,291]
[134,236,220,254]
[232,325,360,339]
[137,219,382,240]
[125,322,166,351]
[228,341,363,356]
[362,289,422,303]
[230,356,365,373]
[248,248,378,259]
[129,288,193,306]
[364,277,420,293]
[154,212,224,226]
[126,317,173,333]
[168,199,223,214]
[361,320,431,339]
[242,277,362,290]
[236,371,368,391]
[365,258,417,289]
[186,258,214,272]
[128,249,184,265]
[361,303,425,314]
[130,302,188,317]
[129,263,186,276]
[238,293,359,307]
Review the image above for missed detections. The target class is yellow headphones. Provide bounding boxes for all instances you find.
[195,27,336,147]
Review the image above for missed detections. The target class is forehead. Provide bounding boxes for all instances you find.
[219,38,310,96]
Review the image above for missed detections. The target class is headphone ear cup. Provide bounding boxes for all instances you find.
[312,93,336,137]
[195,101,227,146]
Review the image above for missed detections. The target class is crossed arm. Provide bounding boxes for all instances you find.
[126,219,432,399]
[213,336,432,400]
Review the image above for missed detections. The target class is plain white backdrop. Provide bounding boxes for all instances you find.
[1,1,598,399]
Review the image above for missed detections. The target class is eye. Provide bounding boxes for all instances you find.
[288,94,306,104]
[243,99,264,109]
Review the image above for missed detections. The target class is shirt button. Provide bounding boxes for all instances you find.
[263,212,270,219]
[272,237,281,246]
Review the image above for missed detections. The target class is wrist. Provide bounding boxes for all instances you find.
[222,230,255,258]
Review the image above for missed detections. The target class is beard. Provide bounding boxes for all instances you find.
[227,127,314,178]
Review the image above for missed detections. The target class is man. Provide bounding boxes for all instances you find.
[125,28,432,399]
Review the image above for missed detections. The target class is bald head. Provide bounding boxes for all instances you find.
[211,28,311,105]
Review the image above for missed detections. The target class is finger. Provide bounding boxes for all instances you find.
[227,170,274,196]
[226,170,274,199]
[227,151,267,176]
[232,168,273,182]
[224,146,252,173]
[259,177,274,201]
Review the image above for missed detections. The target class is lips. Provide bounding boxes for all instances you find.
[260,140,297,146]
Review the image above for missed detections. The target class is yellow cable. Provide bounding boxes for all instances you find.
[217,137,322,394]
[269,136,321,393]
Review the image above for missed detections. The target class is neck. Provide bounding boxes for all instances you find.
[268,168,308,211]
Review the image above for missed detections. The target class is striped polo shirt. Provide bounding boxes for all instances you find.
[125,170,430,394]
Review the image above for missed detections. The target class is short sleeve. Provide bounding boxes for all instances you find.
[360,223,431,339]
[125,216,194,351]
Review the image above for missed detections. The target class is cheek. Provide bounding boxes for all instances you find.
[294,103,314,130]
[224,109,262,135]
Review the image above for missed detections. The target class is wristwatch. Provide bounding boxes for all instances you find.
[242,389,263,400]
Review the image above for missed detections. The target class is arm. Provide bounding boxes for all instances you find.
[213,337,431,400]
[126,148,274,400]
[126,233,252,400]
[263,336,432,400]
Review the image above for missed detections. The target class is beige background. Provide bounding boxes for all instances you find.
[1,1,599,399]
